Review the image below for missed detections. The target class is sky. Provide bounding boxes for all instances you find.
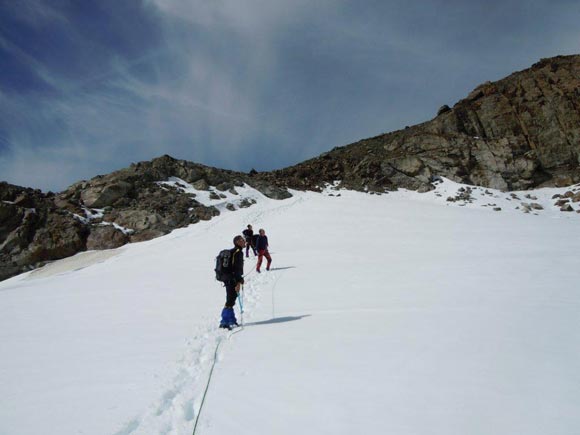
[0,0,579,192]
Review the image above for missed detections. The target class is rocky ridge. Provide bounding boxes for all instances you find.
[1,157,289,281]
[2,54,580,281]
[260,54,580,192]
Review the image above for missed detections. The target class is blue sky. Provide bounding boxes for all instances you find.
[1,0,579,191]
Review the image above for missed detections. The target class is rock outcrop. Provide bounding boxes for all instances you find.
[258,54,580,192]
[1,182,88,281]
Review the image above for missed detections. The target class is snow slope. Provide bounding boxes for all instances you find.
[1,180,579,435]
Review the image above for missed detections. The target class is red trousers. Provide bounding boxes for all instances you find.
[256,249,272,271]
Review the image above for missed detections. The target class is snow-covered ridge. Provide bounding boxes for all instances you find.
[70,176,580,244]
[321,177,580,217]
[157,177,259,211]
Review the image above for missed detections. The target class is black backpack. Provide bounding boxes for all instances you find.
[215,249,233,282]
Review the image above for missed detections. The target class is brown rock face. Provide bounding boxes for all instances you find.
[0,182,89,281]
[259,55,580,192]
[81,181,133,208]
[86,226,129,250]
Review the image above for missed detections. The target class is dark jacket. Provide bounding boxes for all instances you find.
[230,246,244,284]
[256,235,268,251]
[242,228,254,242]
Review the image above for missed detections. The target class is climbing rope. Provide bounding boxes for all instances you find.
[191,324,244,435]
[192,286,247,435]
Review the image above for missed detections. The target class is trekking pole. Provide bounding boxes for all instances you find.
[238,285,244,326]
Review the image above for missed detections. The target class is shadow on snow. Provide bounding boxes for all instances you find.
[245,315,310,326]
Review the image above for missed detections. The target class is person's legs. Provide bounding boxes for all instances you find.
[256,250,264,271]
[265,250,272,270]
[225,284,237,308]
[220,283,238,327]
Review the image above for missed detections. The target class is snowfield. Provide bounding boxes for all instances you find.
[1,180,580,435]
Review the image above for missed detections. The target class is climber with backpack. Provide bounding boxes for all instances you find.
[215,235,246,330]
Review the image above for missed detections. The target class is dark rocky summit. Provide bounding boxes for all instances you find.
[2,54,580,280]
[259,54,580,193]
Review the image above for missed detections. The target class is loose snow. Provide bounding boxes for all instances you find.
[1,180,579,435]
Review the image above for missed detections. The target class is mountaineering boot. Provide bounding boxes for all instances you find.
[226,307,238,326]
[220,307,238,329]
[220,307,231,329]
